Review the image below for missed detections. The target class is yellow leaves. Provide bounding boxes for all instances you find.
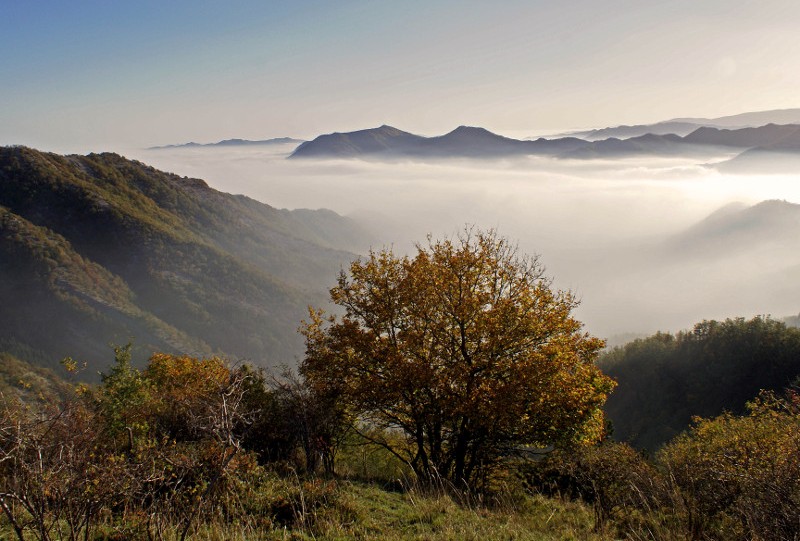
[145,353,230,398]
[303,228,615,484]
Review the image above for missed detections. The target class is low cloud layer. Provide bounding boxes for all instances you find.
[127,143,800,341]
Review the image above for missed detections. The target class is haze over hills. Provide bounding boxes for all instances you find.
[0,146,371,373]
[290,121,800,162]
[149,137,304,150]
[566,108,800,140]
[712,127,800,173]
[666,199,800,254]
[561,198,800,340]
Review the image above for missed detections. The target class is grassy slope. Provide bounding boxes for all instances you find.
[0,350,73,404]
[305,482,606,541]
[0,479,607,541]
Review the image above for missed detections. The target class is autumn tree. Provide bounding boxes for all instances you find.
[301,229,615,488]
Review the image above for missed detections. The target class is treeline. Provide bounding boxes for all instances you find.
[600,316,800,450]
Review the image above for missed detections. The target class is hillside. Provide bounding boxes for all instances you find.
[599,316,800,451]
[0,146,371,372]
[682,123,800,147]
[664,199,800,257]
[0,350,72,404]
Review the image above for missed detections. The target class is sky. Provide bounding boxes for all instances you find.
[3,0,800,153]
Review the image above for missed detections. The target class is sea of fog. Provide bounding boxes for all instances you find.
[124,143,800,343]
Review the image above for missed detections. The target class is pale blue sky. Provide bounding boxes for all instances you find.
[2,0,800,152]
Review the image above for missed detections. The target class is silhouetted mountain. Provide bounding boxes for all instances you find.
[149,137,304,150]
[0,146,372,373]
[712,127,800,174]
[563,133,685,159]
[683,124,800,148]
[670,108,800,128]
[289,125,426,158]
[293,122,800,161]
[291,125,594,159]
[567,122,706,141]
[425,126,532,156]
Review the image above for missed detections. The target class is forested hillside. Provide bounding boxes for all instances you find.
[0,146,371,372]
[599,316,800,450]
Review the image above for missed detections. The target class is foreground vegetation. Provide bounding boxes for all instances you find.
[1,347,797,540]
[0,348,608,541]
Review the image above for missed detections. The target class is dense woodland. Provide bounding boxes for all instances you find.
[1,149,799,540]
[600,316,800,450]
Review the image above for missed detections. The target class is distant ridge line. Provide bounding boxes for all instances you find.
[149,137,304,150]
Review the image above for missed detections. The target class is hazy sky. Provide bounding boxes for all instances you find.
[3,0,800,152]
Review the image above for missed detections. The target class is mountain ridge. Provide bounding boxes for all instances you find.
[0,146,372,373]
[567,108,800,140]
[149,137,304,150]
[290,122,800,161]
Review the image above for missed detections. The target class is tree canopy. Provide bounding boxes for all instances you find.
[600,316,800,451]
[301,229,615,487]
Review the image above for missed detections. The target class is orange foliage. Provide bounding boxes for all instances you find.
[302,229,615,487]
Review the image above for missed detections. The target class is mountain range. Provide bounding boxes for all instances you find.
[0,146,371,374]
[290,122,800,163]
[565,108,800,140]
[149,137,304,150]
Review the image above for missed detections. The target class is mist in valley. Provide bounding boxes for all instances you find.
[127,143,800,342]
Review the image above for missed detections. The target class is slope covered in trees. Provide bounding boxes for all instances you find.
[0,146,371,371]
[599,316,800,450]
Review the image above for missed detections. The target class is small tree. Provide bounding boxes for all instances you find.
[301,228,615,489]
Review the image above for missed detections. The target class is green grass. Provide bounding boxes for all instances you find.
[303,481,608,541]
[0,478,612,541]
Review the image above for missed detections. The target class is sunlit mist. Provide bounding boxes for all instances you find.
[126,143,800,340]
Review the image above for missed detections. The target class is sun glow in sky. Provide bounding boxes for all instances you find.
[3,0,800,152]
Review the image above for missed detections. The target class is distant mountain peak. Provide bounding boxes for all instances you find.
[442,126,504,139]
[450,125,492,134]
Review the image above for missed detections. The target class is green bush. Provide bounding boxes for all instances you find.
[659,390,800,541]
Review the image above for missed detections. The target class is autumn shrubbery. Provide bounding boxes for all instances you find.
[658,389,800,541]
[1,348,798,541]
[0,347,346,541]
[524,388,800,540]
